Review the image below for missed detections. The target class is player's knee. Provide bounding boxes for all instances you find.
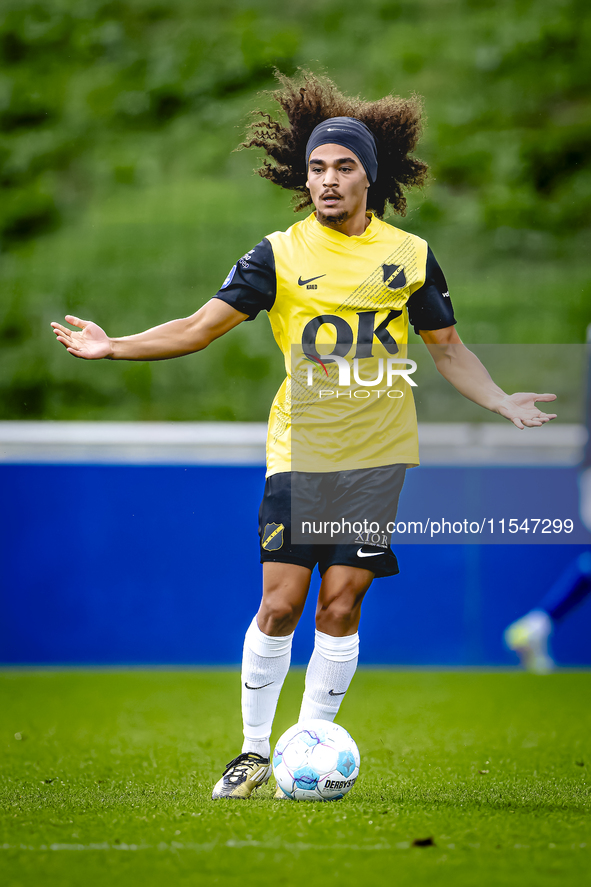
[316,606,355,634]
[258,598,302,635]
[316,588,366,634]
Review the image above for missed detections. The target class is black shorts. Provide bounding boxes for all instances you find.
[258,465,406,578]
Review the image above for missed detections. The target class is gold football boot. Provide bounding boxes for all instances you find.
[211,753,271,800]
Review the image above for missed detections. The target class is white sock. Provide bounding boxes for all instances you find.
[241,617,293,759]
[298,630,359,723]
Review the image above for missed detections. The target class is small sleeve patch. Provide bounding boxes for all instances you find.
[220,265,237,290]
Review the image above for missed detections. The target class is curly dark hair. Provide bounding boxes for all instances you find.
[239,70,428,218]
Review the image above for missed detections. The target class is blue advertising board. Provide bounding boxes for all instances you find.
[1,461,589,666]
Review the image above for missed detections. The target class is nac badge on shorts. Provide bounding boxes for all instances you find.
[262,522,285,551]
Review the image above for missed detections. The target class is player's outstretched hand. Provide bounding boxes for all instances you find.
[496,392,557,429]
[51,315,111,360]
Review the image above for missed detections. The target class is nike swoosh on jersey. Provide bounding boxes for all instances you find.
[244,681,274,690]
[356,548,385,558]
[298,274,326,286]
[328,689,347,696]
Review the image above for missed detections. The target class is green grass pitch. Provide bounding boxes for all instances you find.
[2,670,589,887]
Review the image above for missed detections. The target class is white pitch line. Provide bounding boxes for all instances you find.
[0,840,403,852]
[2,841,574,853]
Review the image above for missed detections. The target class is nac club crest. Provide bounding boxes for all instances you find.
[262,522,285,551]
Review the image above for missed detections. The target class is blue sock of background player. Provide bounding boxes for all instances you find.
[504,552,591,673]
[538,552,591,622]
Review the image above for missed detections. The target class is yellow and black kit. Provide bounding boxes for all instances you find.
[215,212,456,477]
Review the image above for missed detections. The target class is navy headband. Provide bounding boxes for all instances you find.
[305,117,378,185]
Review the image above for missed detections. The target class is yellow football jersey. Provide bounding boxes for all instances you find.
[215,212,455,475]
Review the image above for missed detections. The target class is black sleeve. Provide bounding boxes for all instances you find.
[213,238,276,321]
[406,246,456,334]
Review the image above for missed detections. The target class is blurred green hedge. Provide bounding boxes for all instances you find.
[0,0,300,246]
[1,0,590,420]
[1,0,589,246]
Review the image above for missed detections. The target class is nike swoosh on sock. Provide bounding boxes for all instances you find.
[244,681,275,690]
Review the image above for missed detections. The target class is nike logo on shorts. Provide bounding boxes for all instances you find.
[298,274,326,286]
[244,681,274,690]
[328,689,346,696]
[356,548,385,558]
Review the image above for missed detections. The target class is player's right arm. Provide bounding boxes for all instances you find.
[51,299,249,361]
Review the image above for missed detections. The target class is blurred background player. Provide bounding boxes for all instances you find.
[51,72,557,800]
[504,325,591,672]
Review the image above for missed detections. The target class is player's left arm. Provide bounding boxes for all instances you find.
[419,326,557,429]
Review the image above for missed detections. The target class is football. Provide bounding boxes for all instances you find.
[273,719,360,801]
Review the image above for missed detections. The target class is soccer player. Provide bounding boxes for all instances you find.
[51,72,557,800]
[504,325,591,672]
